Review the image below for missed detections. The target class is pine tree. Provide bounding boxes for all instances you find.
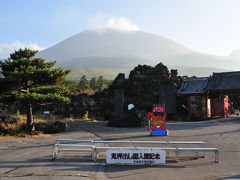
[0,48,70,131]
[78,75,89,90]
[96,76,104,91]
[89,77,97,90]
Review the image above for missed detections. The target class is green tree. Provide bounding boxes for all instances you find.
[78,75,89,90]
[0,48,70,131]
[62,80,78,92]
[96,75,104,91]
[89,77,97,90]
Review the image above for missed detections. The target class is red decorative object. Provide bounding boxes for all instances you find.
[147,105,168,136]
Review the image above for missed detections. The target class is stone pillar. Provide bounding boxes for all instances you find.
[114,89,124,114]
[159,85,177,114]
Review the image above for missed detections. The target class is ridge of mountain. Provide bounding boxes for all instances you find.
[37,28,194,62]
[36,28,239,79]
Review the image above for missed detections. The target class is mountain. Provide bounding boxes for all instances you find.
[228,49,240,60]
[168,65,230,77]
[36,28,238,79]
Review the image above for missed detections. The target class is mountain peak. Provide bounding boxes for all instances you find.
[36,28,239,78]
[37,28,193,63]
[87,27,139,33]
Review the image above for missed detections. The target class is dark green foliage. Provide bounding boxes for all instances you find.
[62,80,78,92]
[76,75,111,92]
[78,75,89,90]
[0,48,70,94]
[9,48,38,60]
[16,92,70,104]
[96,76,104,91]
[89,77,97,90]
[30,85,70,95]
[229,95,240,111]
[0,48,70,130]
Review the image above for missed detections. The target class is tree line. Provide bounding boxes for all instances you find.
[63,75,112,92]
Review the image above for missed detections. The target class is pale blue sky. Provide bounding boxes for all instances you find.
[1,0,240,58]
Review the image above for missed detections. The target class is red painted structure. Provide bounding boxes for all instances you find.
[147,105,167,135]
[211,96,229,117]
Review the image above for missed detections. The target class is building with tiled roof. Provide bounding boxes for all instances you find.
[177,71,240,119]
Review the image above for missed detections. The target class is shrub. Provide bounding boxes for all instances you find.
[0,122,21,135]
[16,110,21,120]
[82,111,89,120]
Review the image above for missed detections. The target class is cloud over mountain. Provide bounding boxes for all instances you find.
[106,17,140,31]
[87,13,140,31]
[36,28,238,78]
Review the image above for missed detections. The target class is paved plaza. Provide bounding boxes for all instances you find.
[0,118,240,180]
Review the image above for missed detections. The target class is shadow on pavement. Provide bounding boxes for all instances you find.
[218,175,240,180]
[8,144,53,151]
[66,118,240,137]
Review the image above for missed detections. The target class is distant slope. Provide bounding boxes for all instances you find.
[67,68,122,80]
[58,56,147,69]
[166,53,238,70]
[66,65,230,80]
[168,65,231,77]
[228,49,240,60]
[36,28,239,79]
[37,28,193,63]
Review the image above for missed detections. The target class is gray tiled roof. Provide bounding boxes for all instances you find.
[178,71,240,95]
[178,77,209,95]
[207,71,240,92]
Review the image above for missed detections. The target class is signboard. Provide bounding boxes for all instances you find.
[106,150,166,164]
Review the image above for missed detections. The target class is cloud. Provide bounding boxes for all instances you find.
[53,9,140,32]
[87,14,140,31]
[0,41,44,59]
[106,17,140,31]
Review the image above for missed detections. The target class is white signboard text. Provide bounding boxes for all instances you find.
[106,150,166,164]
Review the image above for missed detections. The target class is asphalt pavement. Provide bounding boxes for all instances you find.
[0,117,240,180]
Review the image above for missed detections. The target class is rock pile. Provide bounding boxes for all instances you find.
[107,62,182,127]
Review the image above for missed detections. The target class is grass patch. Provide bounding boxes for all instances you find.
[64,117,99,122]
[0,123,41,137]
[0,114,67,137]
